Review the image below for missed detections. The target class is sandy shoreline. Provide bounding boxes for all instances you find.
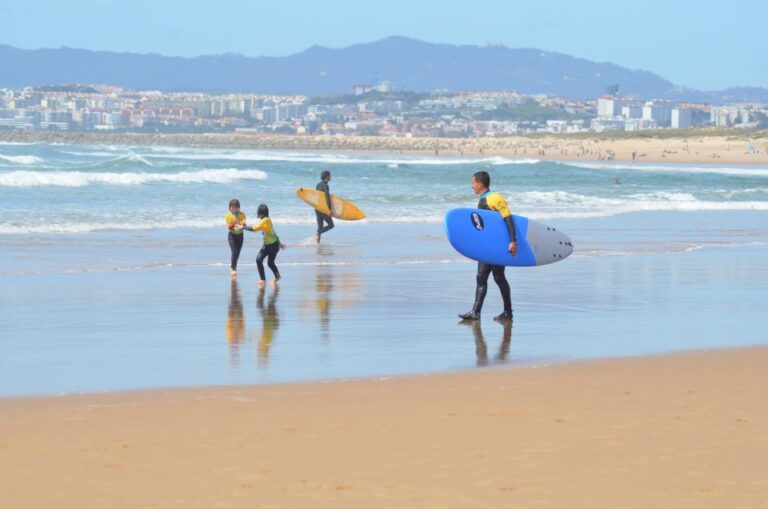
[2,347,766,508]
[2,130,768,165]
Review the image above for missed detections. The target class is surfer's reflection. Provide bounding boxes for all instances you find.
[461,320,512,366]
[316,243,335,257]
[226,280,245,366]
[316,272,334,342]
[298,268,362,343]
[256,286,280,365]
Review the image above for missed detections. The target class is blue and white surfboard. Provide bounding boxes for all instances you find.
[445,208,573,267]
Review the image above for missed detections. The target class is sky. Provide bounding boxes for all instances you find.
[1,0,766,90]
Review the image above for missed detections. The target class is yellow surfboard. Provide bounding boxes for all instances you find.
[296,188,366,221]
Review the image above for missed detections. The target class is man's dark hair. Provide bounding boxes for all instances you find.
[472,171,490,189]
[257,204,269,218]
[321,170,331,181]
[229,198,240,209]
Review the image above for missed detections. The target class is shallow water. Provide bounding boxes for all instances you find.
[2,213,767,396]
[1,144,767,396]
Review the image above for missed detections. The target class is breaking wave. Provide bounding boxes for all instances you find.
[0,154,44,165]
[559,161,768,178]
[90,153,153,168]
[146,149,541,166]
[0,168,268,187]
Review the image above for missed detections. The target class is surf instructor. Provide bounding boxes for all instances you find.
[314,170,334,244]
[459,171,516,322]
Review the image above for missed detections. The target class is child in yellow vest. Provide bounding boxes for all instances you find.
[245,204,286,288]
[225,198,246,277]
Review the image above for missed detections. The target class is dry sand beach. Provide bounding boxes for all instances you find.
[2,130,768,165]
[2,133,768,508]
[1,347,767,508]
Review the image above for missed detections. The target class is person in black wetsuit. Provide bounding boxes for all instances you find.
[243,204,284,289]
[314,170,334,244]
[225,198,247,277]
[459,171,517,322]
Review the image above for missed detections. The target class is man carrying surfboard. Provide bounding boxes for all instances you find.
[314,170,334,244]
[459,171,516,322]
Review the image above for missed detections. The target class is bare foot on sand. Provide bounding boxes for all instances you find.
[256,280,266,289]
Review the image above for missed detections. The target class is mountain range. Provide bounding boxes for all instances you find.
[1,36,766,103]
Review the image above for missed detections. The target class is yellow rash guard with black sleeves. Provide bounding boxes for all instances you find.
[248,217,279,245]
[459,189,514,318]
[478,191,516,242]
[226,211,246,234]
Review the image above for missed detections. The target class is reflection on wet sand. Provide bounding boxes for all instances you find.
[256,287,280,365]
[315,243,335,258]
[298,268,363,342]
[316,272,333,342]
[461,320,512,366]
[314,243,341,342]
[226,280,245,366]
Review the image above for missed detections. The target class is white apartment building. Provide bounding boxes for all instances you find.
[671,108,692,129]
[711,106,740,127]
[642,101,673,127]
[625,118,658,131]
[591,118,626,131]
[597,96,625,118]
[621,105,643,119]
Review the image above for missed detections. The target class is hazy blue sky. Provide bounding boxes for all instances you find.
[1,0,765,90]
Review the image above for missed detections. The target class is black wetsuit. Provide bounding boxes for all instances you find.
[315,180,334,239]
[228,232,243,270]
[247,217,281,281]
[256,242,280,281]
[470,192,516,315]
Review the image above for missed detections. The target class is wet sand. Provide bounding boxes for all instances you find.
[2,130,768,165]
[1,347,767,508]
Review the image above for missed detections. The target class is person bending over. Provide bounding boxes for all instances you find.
[245,204,285,288]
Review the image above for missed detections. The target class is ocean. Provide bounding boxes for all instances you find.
[1,142,767,395]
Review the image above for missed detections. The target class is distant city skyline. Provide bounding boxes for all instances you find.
[1,0,766,90]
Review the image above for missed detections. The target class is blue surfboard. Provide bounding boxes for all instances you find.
[445,208,573,267]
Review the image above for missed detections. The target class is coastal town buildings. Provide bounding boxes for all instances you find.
[1,85,766,136]
[591,94,759,132]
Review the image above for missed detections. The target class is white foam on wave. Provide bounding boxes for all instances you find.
[489,157,541,165]
[0,218,221,234]
[0,168,268,187]
[512,190,768,219]
[559,161,768,178]
[0,214,321,234]
[99,153,153,167]
[628,191,699,202]
[714,188,768,199]
[0,154,44,165]
[50,144,548,167]
[4,196,768,234]
[61,150,139,158]
[3,186,768,233]
[62,150,130,157]
[144,145,194,154]
[146,149,541,167]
